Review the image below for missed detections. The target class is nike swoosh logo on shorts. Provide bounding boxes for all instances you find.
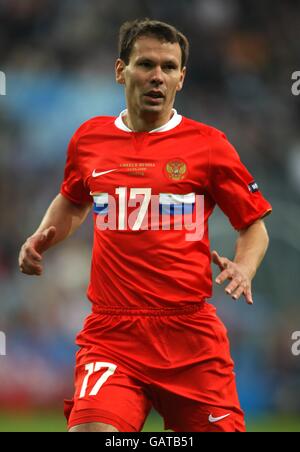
[208,413,231,423]
[92,169,117,177]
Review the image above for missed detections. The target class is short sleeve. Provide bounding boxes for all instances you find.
[208,134,272,230]
[60,133,92,205]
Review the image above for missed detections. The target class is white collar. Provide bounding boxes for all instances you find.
[114,109,182,133]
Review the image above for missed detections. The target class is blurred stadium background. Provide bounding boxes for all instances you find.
[0,0,300,432]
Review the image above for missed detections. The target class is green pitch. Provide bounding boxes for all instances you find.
[0,411,299,432]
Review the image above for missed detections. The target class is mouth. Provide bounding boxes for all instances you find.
[144,90,165,103]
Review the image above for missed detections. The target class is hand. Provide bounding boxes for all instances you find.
[212,250,254,305]
[18,226,56,276]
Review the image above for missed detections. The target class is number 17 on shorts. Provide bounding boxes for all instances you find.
[79,362,117,398]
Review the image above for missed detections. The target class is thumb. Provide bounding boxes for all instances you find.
[39,226,55,242]
[44,226,56,242]
[37,226,56,251]
[212,250,226,270]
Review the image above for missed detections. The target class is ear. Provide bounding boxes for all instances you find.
[115,58,126,85]
[176,67,186,92]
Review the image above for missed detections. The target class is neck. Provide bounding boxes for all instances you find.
[124,108,174,132]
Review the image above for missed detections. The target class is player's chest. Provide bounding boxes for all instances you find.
[78,134,209,195]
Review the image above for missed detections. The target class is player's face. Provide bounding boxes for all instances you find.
[116,36,186,118]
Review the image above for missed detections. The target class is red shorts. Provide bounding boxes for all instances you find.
[64,302,246,432]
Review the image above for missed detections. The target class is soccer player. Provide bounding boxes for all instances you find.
[18,19,272,432]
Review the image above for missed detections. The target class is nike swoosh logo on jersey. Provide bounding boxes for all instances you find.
[92,169,117,177]
[208,413,231,423]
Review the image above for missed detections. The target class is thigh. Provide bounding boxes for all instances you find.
[65,355,152,432]
[69,422,119,432]
[153,390,246,432]
[150,303,246,432]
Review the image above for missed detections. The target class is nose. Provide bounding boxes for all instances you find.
[150,66,164,86]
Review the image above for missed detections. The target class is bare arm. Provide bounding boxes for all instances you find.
[19,194,92,276]
[212,219,270,305]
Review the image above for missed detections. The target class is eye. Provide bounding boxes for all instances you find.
[164,64,177,71]
[139,61,152,68]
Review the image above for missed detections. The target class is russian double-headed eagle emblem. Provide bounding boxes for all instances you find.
[165,159,187,181]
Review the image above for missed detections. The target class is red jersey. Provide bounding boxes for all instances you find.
[61,110,272,309]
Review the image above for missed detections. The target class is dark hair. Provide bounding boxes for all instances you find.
[118,18,189,69]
